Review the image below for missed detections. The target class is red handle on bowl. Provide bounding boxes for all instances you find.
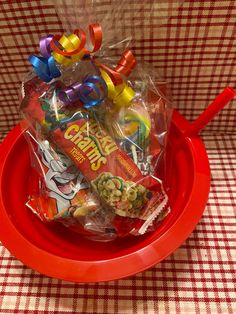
[186,87,236,137]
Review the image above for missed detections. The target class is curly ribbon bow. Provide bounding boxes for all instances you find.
[58,75,107,109]
[97,50,136,85]
[29,35,61,82]
[29,24,102,80]
[29,24,136,108]
[50,24,102,66]
[99,69,135,110]
[97,50,136,109]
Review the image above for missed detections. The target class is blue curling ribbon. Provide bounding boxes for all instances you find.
[29,55,61,83]
[81,76,107,108]
[59,75,107,108]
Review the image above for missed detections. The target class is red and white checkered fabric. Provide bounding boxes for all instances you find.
[0,1,235,313]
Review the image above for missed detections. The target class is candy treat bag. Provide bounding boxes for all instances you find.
[19,1,176,240]
[24,130,118,240]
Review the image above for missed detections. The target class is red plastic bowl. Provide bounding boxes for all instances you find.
[1,87,235,282]
[0,110,211,282]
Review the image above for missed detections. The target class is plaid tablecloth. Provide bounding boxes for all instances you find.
[0,1,235,313]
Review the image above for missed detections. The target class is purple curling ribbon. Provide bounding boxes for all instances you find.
[28,35,61,83]
[39,34,53,58]
[59,75,107,108]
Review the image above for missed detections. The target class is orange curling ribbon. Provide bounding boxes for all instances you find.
[96,50,137,86]
[50,24,102,66]
[115,49,137,77]
[88,23,103,53]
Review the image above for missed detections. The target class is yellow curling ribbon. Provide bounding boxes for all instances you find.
[113,84,135,109]
[100,69,135,109]
[99,69,116,99]
[52,34,86,66]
